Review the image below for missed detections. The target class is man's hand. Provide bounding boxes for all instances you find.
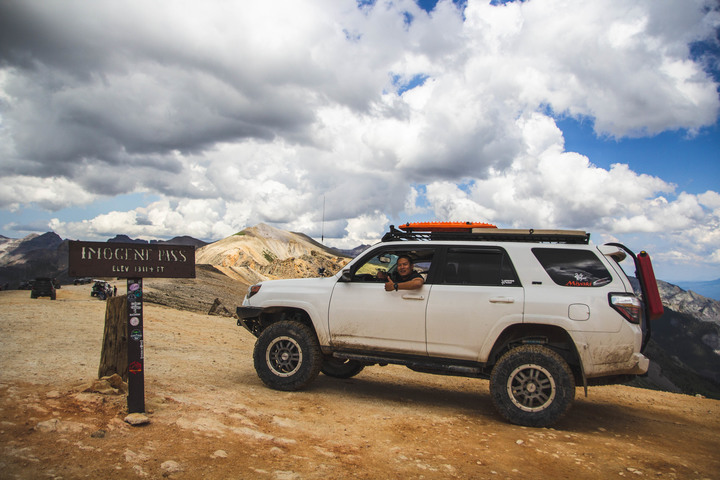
[384,278,396,291]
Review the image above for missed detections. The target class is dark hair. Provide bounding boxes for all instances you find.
[397,255,413,265]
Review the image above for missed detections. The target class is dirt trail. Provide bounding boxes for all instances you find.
[1,285,719,479]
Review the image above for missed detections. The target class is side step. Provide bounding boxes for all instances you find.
[333,351,487,378]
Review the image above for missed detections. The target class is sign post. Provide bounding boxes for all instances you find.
[68,241,195,413]
[126,278,145,413]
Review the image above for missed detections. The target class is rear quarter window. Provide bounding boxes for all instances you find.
[532,248,612,287]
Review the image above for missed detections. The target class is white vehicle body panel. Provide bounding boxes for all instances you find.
[244,277,336,345]
[241,237,650,378]
[425,284,524,361]
[328,282,430,354]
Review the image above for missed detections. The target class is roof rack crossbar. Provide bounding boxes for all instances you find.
[381,226,590,244]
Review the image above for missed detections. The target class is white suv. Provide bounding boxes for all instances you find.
[237,226,663,427]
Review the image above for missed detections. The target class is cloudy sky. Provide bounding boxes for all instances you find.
[0,0,718,282]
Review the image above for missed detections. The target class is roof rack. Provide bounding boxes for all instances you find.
[382,225,590,244]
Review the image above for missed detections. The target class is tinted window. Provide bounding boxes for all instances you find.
[442,248,519,286]
[532,248,611,287]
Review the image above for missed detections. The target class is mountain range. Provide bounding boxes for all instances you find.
[1,224,718,399]
[675,278,720,303]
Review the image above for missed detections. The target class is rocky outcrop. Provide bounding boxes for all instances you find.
[195,224,350,283]
[657,280,720,325]
[626,278,720,397]
[655,279,720,356]
[208,297,233,317]
[0,232,67,288]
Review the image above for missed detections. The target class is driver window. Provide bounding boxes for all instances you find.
[350,250,434,282]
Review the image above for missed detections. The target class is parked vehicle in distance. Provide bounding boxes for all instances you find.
[31,277,56,300]
[91,280,113,300]
[74,277,92,285]
[237,223,663,427]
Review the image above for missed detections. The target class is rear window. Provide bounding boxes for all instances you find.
[532,248,612,287]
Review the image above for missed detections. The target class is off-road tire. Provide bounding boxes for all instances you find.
[321,357,365,379]
[490,345,575,428]
[253,321,322,391]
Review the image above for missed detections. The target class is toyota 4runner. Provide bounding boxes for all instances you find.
[237,225,663,427]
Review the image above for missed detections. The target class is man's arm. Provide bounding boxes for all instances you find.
[384,274,424,291]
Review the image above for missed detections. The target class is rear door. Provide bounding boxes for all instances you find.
[425,247,524,361]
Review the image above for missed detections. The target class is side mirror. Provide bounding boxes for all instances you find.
[339,269,352,282]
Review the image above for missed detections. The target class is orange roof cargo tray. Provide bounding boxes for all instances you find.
[399,221,497,232]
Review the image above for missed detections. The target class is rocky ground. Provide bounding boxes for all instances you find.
[1,285,719,479]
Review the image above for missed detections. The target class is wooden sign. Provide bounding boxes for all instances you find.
[68,241,196,414]
[68,241,195,278]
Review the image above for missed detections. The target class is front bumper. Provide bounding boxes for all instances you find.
[236,306,264,337]
[237,306,263,320]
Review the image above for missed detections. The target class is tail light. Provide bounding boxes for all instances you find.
[609,293,643,324]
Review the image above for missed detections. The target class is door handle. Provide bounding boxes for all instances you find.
[489,297,515,303]
[402,294,425,300]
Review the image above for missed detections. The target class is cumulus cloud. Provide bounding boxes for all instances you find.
[422,113,680,229]
[0,176,97,211]
[0,0,719,280]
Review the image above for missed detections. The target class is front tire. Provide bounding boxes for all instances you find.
[321,357,365,379]
[253,321,322,391]
[490,345,575,428]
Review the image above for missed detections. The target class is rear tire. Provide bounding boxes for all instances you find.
[490,345,575,428]
[321,357,365,379]
[253,321,322,391]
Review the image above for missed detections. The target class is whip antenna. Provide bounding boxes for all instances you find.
[321,195,325,244]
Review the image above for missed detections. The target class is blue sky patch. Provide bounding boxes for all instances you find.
[392,73,430,95]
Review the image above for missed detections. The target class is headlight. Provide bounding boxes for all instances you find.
[247,284,261,299]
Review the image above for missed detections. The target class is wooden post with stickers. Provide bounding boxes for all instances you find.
[68,241,196,413]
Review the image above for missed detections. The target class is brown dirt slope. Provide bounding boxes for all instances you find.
[1,286,719,479]
[142,264,250,315]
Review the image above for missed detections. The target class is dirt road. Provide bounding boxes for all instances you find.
[1,285,719,479]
